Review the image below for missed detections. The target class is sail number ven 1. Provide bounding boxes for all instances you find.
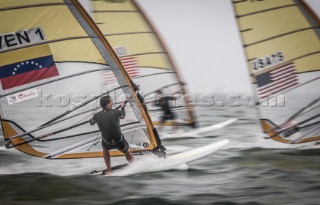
[0,27,46,52]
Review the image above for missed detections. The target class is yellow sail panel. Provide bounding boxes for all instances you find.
[295,54,320,73]
[93,0,136,11]
[233,0,320,144]
[0,6,86,38]
[49,39,105,63]
[246,30,320,73]
[108,34,161,55]
[95,13,151,34]
[0,0,64,8]
[90,0,196,127]
[107,34,168,68]
[239,6,312,45]
[0,4,104,64]
[234,0,295,16]
[134,54,169,70]
[0,45,52,66]
[234,0,320,75]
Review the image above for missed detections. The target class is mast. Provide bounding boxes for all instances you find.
[69,0,163,151]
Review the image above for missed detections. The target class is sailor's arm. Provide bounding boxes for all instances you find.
[119,101,126,119]
[89,115,96,125]
[168,95,177,100]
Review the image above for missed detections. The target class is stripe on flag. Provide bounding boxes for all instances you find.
[103,56,140,85]
[255,63,299,99]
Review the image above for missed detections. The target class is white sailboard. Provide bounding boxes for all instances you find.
[160,119,238,140]
[90,139,229,176]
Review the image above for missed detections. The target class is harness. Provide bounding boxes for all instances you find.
[102,134,124,146]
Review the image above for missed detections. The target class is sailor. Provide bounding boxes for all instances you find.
[90,95,133,175]
[153,89,177,130]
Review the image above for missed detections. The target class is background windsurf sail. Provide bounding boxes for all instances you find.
[232,0,320,144]
[87,0,196,128]
[0,0,165,158]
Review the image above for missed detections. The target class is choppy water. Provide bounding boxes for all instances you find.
[1,105,319,205]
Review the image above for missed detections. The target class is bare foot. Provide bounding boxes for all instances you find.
[125,152,134,162]
[104,169,111,176]
[129,156,134,163]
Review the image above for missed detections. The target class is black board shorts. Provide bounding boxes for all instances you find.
[102,136,129,153]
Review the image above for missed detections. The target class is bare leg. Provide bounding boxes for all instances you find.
[171,120,176,132]
[124,151,134,162]
[103,148,111,175]
[158,115,165,133]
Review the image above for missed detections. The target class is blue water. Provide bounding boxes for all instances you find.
[1,105,319,205]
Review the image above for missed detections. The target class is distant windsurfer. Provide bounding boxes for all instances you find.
[90,96,133,175]
[153,89,177,130]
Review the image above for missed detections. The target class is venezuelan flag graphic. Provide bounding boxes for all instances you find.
[0,55,59,90]
[0,44,59,90]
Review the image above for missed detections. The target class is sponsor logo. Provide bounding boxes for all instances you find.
[143,142,149,148]
[7,88,39,105]
[114,46,128,57]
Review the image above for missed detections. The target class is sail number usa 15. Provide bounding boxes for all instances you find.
[0,27,46,52]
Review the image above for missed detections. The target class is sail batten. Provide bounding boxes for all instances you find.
[244,27,319,47]
[104,31,153,36]
[236,4,298,18]
[0,3,67,12]
[247,51,320,62]
[93,10,138,13]
[0,36,106,54]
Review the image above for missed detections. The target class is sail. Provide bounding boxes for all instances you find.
[232,0,320,143]
[88,0,196,127]
[0,0,165,158]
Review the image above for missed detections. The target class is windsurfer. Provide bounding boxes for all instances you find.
[153,89,177,130]
[90,95,133,175]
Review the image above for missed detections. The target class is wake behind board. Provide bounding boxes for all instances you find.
[161,118,237,140]
[89,139,230,176]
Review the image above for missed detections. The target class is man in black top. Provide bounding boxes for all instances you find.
[153,89,177,129]
[90,95,133,175]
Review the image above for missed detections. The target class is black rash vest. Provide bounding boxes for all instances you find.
[90,107,125,143]
[155,96,176,115]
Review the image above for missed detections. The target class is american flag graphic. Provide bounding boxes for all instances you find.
[256,63,299,99]
[103,56,140,84]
